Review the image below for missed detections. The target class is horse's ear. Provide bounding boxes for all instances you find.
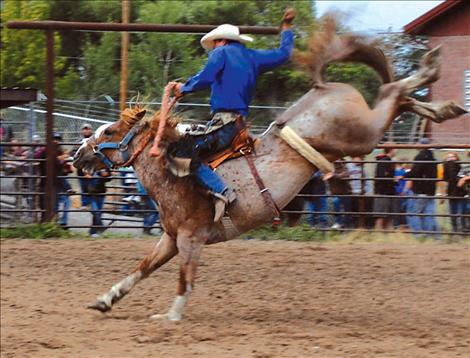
[135,109,146,120]
[121,108,146,126]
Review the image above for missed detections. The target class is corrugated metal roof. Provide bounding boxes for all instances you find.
[1,88,40,109]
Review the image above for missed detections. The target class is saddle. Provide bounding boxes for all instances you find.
[205,118,281,226]
[169,117,281,225]
[204,121,255,169]
[167,117,255,176]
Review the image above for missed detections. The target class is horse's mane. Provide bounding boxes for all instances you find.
[120,104,182,144]
[147,109,182,143]
[294,14,393,85]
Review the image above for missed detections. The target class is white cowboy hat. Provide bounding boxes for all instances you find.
[200,24,253,50]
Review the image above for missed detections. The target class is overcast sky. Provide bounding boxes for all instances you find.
[315,1,444,33]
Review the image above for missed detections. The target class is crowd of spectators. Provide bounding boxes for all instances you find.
[2,116,468,237]
[297,140,469,237]
[1,121,161,237]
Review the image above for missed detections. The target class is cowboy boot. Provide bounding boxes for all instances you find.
[212,188,237,222]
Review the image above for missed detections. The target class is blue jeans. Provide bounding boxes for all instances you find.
[393,198,407,228]
[89,195,105,235]
[407,195,440,238]
[61,178,72,192]
[56,194,70,225]
[136,182,159,229]
[448,198,465,232]
[465,198,470,232]
[332,196,352,227]
[78,178,90,206]
[174,122,239,195]
[306,197,328,228]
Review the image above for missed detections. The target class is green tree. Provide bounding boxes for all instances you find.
[127,1,203,100]
[80,32,121,100]
[250,0,316,106]
[49,0,143,71]
[1,0,64,89]
[326,63,382,106]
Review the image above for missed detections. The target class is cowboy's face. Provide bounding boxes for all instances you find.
[214,39,228,48]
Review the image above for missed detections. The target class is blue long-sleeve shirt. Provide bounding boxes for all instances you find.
[180,30,294,116]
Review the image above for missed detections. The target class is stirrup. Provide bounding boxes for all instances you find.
[212,189,236,222]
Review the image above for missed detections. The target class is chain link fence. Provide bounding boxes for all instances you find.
[1,101,469,238]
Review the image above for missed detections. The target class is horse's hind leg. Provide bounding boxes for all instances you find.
[150,230,205,321]
[400,97,468,123]
[398,46,441,92]
[88,232,177,312]
[372,46,446,133]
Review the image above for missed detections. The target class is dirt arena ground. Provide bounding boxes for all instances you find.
[1,238,469,358]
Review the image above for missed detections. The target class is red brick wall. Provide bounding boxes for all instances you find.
[427,35,470,143]
[421,3,470,36]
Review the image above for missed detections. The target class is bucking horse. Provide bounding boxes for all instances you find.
[73,17,467,321]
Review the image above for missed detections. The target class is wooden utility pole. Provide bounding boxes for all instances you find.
[45,30,57,221]
[120,0,130,111]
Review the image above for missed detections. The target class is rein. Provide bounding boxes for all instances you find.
[150,82,179,157]
[92,82,180,169]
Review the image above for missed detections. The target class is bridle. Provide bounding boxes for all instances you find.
[89,83,180,168]
[91,125,152,169]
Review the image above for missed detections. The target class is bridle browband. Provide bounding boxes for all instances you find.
[91,125,151,169]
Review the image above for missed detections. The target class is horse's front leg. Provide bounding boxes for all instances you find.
[88,232,177,312]
[151,230,205,321]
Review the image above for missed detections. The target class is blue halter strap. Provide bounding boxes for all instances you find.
[93,126,138,168]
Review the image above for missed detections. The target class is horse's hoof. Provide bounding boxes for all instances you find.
[168,314,182,322]
[87,300,111,313]
[149,313,168,320]
[149,313,181,321]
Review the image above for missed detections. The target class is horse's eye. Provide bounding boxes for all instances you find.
[104,129,113,136]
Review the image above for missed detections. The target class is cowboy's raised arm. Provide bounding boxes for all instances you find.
[253,8,295,73]
[180,47,226,94]
[254,30,294,73]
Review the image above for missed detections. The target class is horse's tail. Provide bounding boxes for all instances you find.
[294,14,393,85]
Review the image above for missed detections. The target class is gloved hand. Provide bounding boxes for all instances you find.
[281,8,296,30]
[168,81,184,99]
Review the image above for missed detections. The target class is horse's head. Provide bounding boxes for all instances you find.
[73,107,147,173]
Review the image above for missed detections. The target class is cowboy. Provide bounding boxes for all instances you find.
[170,8,296,221]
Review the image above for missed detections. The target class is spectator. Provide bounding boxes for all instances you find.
[405,138,440,238]
[347,156,373,228]
[33,132,71,223]
[121,168,139,215]
[0,117,14,158]
[305,171,328,229]
[2,138,28,174]
[136,181,160,235]
[394,157,409,230]
[26,134,42,159]
[442,152,466,232]
[457,151,470,232]
[328,160,353,229]
[8,139,28,158]
[373,148,397,231]
[76,123,94,209]
[87,168,111,238]
[55,133,74,228]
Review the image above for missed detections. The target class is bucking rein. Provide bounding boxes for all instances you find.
[148,82,334,225]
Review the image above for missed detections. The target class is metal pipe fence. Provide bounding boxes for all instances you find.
[5,19,469,236]
[1,143,469,237]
